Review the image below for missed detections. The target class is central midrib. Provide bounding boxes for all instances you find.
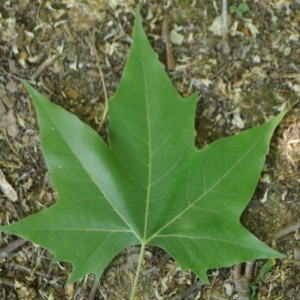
[141,43,152,242]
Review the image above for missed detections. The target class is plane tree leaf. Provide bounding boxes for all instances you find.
[1,6,285,292]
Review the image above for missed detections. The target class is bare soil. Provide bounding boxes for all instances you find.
[0,1,300,299]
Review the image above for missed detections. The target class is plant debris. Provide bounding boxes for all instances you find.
[0,0,300,299]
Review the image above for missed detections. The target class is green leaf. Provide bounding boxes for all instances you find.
[250,258,276,298]
[230,5,239,13]
[239,2,249,13]
[230,3,249,17]
[2,6,285,292]
[256,258,276,283]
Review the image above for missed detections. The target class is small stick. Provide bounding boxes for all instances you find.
[232,263,242,280]
[266,221,300,243]
[0,277,14,287]
[3,129,22,161]
[17,23,24,50]
[232,262,253,299]
[88,275,99,300]
[169,280,204,300]
[31,56,54,80]
[4,261,48,278]
[244,261,255,282]
[142,253,171,276]
[0,238,27,258]
[88,30,108,134]
[221,0,230,55]
[162,15,175,70]
[156,253,171,270]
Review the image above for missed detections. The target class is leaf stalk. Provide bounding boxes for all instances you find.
[130,242,146,300]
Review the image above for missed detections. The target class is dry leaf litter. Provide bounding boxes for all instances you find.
[0,0,300,299]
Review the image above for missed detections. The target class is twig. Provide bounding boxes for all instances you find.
[244,261,255,282]
[169,280,205,300]
[157,253,171,270]
[31,56,54,80]
[142,253,171,276]
[221,0,230,55]
[0,238,27,258]
[88,275,99,300]
[266,221,300,243]
[210,62,228,79]
[232,263,242,281]
[0,277,14,287]
[232,262,253,300]
[88,30,109,132]
[162,15,175,70]
[4,262,49,278]
[0,67,36,84]
[3,129,23,165]
[36,0,44,25]
[17,23,24,50]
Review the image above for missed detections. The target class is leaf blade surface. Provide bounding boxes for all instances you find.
[2,7,285,285]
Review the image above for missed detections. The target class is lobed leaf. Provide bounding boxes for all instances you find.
[1,7,285,285]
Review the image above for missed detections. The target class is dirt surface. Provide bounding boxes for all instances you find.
[0,0,300,299]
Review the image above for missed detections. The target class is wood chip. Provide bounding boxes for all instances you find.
[8,59,18,74]
[17,23,24,50]
[65,87,80,100]
[0,168,18,202]
[1,109,19,137]
[31,56,54,79]
[0,89,15,109]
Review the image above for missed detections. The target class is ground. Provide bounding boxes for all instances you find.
[0,0,300,299]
